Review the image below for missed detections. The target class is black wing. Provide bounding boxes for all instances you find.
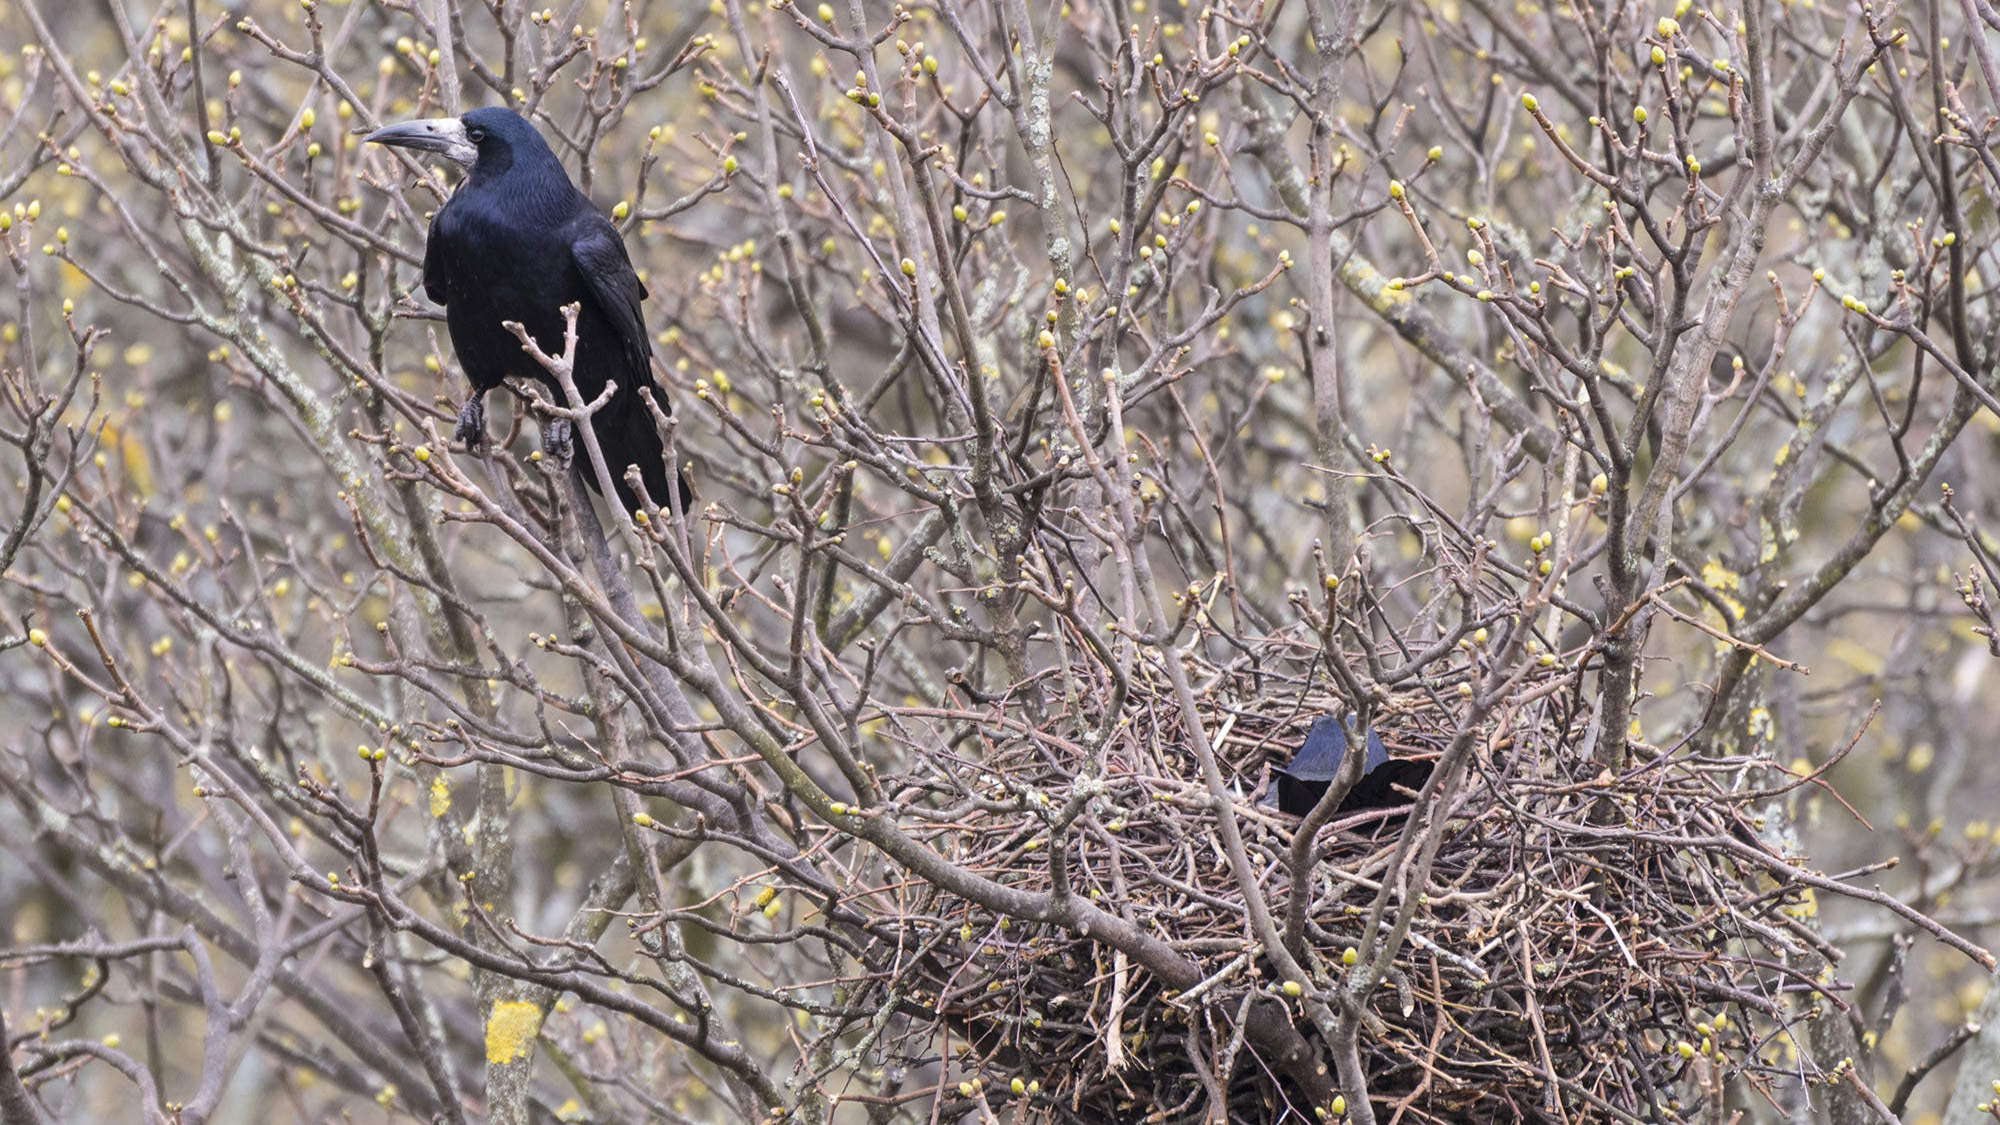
[422,206,454,306]
[569,219,652,376]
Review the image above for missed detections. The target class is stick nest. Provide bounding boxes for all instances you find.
[849,634,1825,1124]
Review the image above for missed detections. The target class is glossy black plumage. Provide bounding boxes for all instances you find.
[1266,716,1434,818]
[379,107,686,515]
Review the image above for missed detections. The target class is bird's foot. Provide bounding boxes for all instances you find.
[453,397,487,449]
[544,417,575,466]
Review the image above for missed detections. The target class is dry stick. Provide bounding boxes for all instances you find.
[431,0,461,117]
[1643,588,1809,673]
[1103,949,1131,1070]
[1517,923,1573,1125]
[1888,1020,1978,1116]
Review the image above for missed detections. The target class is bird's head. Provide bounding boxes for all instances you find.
[366,107,549,175]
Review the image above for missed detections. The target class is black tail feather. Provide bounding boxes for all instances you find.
[581,395,690,517]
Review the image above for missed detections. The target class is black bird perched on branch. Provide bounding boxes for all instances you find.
[1264,715,1435,819]
[368,107,687,516]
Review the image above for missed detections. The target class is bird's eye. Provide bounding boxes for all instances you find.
[467,127,485,142]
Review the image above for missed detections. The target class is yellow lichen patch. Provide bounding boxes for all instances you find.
[1699,559,1746,619]
[1748,707,1775,742]
[486,1000,544,1064]
[429,777,451,819]
[1701,559,1741,592]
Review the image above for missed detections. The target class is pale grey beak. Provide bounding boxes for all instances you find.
[366,118,477,167]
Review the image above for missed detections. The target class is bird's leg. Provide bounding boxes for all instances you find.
[453,393,488,448]
[544,416,575,466]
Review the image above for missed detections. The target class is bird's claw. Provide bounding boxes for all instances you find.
[453,397,487,449]
[545,418,575,466]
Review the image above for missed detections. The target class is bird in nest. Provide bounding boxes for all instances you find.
[1262,715,1435,819]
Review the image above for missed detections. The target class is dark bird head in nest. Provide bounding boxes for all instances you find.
[1265,715,1435,818]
